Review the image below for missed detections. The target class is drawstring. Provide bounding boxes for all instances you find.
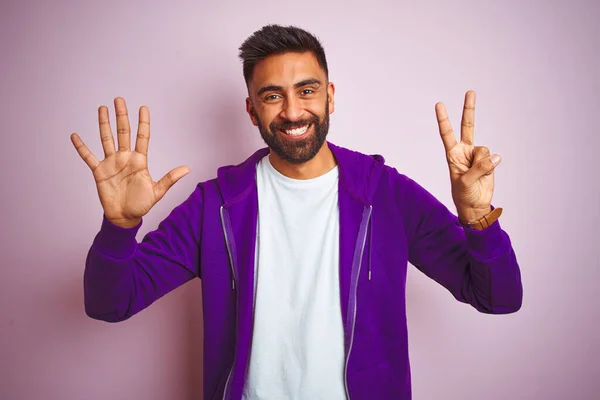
[368,211,373,281]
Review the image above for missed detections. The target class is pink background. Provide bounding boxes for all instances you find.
[1,0,598,399]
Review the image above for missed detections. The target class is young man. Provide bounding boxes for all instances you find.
[71,25,522,400]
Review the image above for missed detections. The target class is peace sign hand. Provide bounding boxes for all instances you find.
[435,91,500,224]
[70,98,190,228]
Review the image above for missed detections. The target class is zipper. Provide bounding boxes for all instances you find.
[344,205,373,400]
[220,206,237,400]
[220,206,237,290]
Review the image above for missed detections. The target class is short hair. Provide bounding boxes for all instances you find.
[238,24,329,86]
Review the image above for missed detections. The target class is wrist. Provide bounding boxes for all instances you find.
[459,206,503,231]
[457,206,492,225]
[106,215,142,229]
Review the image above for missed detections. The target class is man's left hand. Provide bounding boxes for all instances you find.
[435,90,500,224]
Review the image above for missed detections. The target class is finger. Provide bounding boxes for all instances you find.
[471,146,490,166]
[461,90,476,145]
[71,133,100,170]
[135,106,150,155]
[114,97,131,151]
[154,166,191,201]
[435,102,457,152]
[98,105,115,157]
[461,154,501,187]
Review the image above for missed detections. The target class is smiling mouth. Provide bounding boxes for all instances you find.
[280,124,310,136]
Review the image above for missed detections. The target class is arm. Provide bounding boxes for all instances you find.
[84,184,203,322]
[70,98,197,322]
[398,90,523,313]
[398,175,522,314]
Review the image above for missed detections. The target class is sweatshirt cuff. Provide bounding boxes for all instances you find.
[463,219,510,260]
[93,215,142,259]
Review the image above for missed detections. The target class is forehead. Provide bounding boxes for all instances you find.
[249,52,325,91]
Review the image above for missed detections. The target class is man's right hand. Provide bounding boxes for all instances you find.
[71,97,190,228]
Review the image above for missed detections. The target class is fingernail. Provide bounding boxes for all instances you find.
[491,154,501,165]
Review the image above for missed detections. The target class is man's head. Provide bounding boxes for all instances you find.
[239,25,335,164]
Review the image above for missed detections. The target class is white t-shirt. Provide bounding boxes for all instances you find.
[241,155,346,400]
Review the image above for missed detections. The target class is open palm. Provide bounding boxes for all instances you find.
[71,98,190,228]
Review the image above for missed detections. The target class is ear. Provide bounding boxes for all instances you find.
[246,97,258,126]
[327,82,335,114]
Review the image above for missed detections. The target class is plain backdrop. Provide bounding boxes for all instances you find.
[1,0,598,399]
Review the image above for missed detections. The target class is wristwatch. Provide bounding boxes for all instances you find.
[463,207,503,230]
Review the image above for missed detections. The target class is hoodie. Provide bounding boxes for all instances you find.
[84,142,523,399]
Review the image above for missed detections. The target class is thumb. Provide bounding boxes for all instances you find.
[154,166,191,201]
[461,154,501,187]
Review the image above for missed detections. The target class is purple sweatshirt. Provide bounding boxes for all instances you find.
[84,142,523,400]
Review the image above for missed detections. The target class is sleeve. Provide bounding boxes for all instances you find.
[396,174,523,314]
[83,184,204,322]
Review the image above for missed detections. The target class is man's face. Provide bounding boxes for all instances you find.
[246,52,335,164]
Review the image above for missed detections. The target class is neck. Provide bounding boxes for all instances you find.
[268,142,337,180]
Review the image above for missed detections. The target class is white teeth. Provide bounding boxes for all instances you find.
[283,125,309,136]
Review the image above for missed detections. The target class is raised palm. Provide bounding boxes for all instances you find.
[435,91,501,223]
[71,98,189,228]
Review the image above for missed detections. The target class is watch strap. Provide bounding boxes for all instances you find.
[464,207,503,230]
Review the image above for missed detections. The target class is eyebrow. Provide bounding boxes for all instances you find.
[256,78,322,97]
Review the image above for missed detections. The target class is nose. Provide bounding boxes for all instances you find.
[280,96,304,121]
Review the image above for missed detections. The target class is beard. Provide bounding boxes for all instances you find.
[255,99,330,164]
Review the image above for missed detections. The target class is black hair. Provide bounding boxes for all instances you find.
[238,24,329,86]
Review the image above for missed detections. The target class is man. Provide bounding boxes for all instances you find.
[71,24,523,400]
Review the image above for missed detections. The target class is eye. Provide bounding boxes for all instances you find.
[301,89,314,95]
[265,94,281,101]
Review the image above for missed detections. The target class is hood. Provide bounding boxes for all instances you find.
[216,142,386,206]
[328,142,385,206]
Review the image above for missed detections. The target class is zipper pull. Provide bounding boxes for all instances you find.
[232,279,236,290]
